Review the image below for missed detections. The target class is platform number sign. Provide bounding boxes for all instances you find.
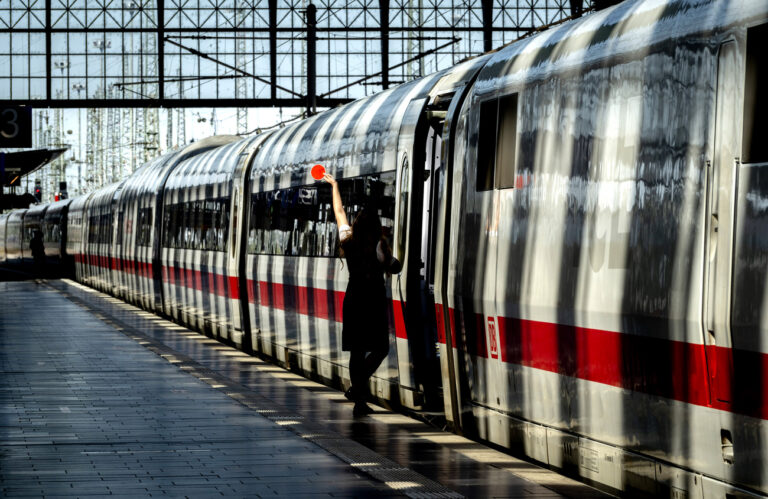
[487,317,499,360]
[0,106,32,148]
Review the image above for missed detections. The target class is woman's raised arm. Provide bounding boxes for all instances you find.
[322,173,349,228]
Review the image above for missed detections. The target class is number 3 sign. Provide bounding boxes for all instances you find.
[0,106,32,148]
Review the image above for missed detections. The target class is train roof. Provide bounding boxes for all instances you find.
[43,198,72,218]
[120,136,242,203]
[24,203,49,220]
[87,181,125,210]
[476,0,768,94]
[6,209,26,222]
[249,54,490,185]
[67,192,90,213]
[250,75,440,183]
[165,135,262,193]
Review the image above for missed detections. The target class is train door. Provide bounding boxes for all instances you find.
[702,40,742,408]
[726,25,768,486]
[228,155,254,352]
[112,192,123,297]
[393,97,444,409]
[418,112,448,409]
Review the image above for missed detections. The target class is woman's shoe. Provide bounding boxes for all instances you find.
[344,387,356,402]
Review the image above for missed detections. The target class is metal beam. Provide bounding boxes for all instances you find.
[45,0,51,101]
[158,0,165,101]
[481,0,493,53]
[0,26,531,34]
[306,3,317,116]
[164,38,304,98]
[269,0,278,100]
[320,38,459,98]
[379,0,390,90]
[0,99,354,109]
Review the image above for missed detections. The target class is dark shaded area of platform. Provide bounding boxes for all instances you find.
[0,281,400,497]
[0,279,611,498]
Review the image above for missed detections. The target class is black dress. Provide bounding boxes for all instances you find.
[340,237,389,353]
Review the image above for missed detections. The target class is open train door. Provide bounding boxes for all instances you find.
[702,40,742,412]
[707,25,768,481]
[392,96,444,410]
[729,24,768,484]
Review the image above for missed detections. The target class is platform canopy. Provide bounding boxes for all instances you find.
[0,148,68,188]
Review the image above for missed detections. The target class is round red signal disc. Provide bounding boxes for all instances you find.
[311,164,325,180]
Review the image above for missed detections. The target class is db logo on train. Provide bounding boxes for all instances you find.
[487,317,499,360]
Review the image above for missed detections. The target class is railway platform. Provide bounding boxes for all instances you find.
[0,278,609,498]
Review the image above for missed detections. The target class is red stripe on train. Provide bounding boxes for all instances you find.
[434,303,455,348]
[393,300,407,339]
[160,264,234,299]
[75,253,154,279]
[436,306,768,421]
[250,279,345,322]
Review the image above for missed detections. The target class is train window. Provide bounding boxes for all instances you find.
[43,222,58,244]
[88,213,111,245]
[247,172,396,258]
[169,202,182,248]
[25,224,38,244]
[104,213,113,245]
[743,23,768,163]
[476,99,498,192]
[161,197,230,251]
[397,158,409,260]
[137,207,152,246]
[495,93,519,189]
[183,202,195,249]
[116,211,124,246]
[162,204,173,248]
[88,215,98,243]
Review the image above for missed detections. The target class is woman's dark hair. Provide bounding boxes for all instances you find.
[352,208,382,250]
[339,208,382,264]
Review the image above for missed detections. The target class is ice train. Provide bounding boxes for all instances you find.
[2,0,768,495]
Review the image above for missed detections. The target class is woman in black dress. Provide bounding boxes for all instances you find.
[322,173,401,416]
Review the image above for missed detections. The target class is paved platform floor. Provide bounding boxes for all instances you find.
[0,279,611,498]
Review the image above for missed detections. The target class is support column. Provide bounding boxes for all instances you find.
[306,3,317,116]
[269,0,278,100]
[158,0,165,101]
[379,0,389,90]
[481,0,493,53]
[46,0,51,100]
[569,0,583,17]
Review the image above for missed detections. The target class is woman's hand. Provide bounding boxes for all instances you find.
[322,173,337,185]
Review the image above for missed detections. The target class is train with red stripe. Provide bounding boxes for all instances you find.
[2,0,768,495]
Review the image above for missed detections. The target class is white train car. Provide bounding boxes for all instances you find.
[115,152,190,308]
[42,199,72,271]
[2,0,762,496]
[66,194,90,282]
[432,0,768,496]
[115,137,239,312]
[160,135,262,343]
[82,182,124,293]
[20,204,47,266]
[0,213,8,265]
[242,55,490,408]
[4,210,26,266]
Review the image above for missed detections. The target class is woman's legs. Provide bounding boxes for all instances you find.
[349,351,367,401]
[348,349,388,415]
[363,349,388,380]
